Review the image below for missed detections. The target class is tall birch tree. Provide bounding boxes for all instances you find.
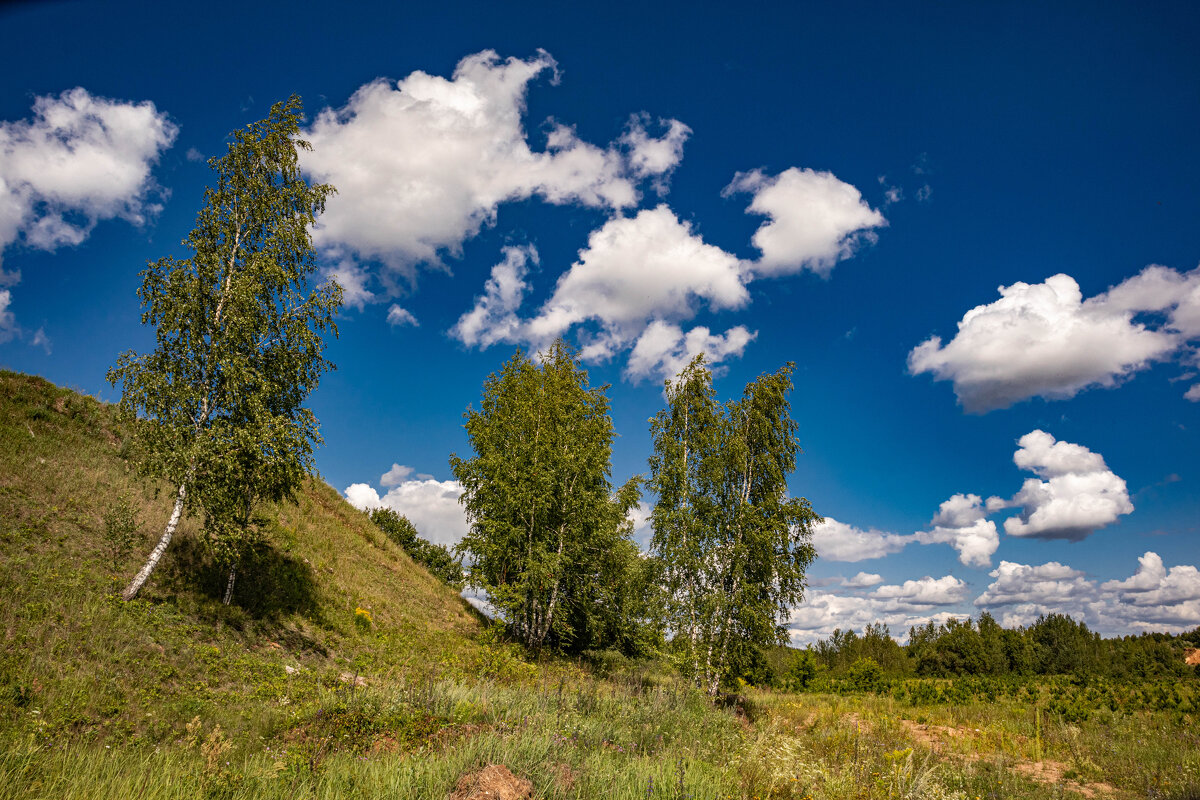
[108,96,340,602]
[451,341,642,652]
[648,355,819,695]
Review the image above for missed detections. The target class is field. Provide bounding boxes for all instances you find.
[1,370,1197,800]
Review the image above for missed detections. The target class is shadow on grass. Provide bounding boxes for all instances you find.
[164,534,322,624]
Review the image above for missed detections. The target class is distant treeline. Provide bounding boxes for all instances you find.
[761,613,1200,690]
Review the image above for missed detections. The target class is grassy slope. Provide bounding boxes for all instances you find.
[0,372,752,800]
[2,371,1198,800]
[0,369,485,742]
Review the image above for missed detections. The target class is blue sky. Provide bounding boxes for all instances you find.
[2,0,1198,642]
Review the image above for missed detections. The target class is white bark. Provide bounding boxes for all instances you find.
[222,564,237,605]
[122,482,187,601]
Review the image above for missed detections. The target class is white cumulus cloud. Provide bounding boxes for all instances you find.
[843,571,883,588]
[974,553,1200,633]
[909,267,1200,411]
[974,560,1097,620]
[451,244,538,347]
[996,430,1132,541]
[525,205,749,358]
[787,586,964,645]
[624,320,756,383]
[0,289,16,344]
[723,167,886,278]
[1101,551,1200,620]
[302,50,686,277]
[913,493,1000,568]
[810,517,911,562]
[386,304,418,327]
[0,87,176,335]
[344,477,469,548]
[872,575,969,609]
[379,463,414,487]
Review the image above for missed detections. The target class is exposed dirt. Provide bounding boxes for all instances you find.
[897,717,1117,797]
[898,718,984,756]
[1185,648,1200,666]
[448,764,532,800]
[1011,759,1117,798]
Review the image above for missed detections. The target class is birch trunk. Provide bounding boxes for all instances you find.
[122,482,187,600]
[222,565,237,605]
[122,222,243,604]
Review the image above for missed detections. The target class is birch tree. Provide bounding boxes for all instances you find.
[451,341,642,652]
[648,355,819,695]
[108,96,340,602]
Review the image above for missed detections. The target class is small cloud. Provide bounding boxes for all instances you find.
[380,463,413,487]
[877,175,903,207]
[724,166,886,278]
[386,304,418,327]
[997,430,1133,541]
[29,327,50,354]
[843,571,883,588]
[915,184,932,203]
[185,147,205,162]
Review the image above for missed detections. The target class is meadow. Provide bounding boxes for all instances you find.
[1,370,1197,800]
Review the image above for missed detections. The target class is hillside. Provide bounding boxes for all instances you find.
[0,369,491,743]
[3,371,1199,800]
[0,372,755,800]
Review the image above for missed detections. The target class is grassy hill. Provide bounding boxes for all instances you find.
[2,371,1198,800]
[0,370,486,742]
[0,371,745,799]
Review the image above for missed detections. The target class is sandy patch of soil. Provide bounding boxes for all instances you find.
[448,764,532,800]
[897,717,1117,797]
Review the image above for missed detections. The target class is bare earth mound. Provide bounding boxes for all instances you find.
[449,764,532,800]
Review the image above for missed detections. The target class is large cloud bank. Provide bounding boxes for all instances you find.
[789,550,1200,644]
[975,553,1200,633]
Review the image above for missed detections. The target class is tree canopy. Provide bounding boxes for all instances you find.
[450,341,645,652]
[108,95,340,601]
[648,355,819,695]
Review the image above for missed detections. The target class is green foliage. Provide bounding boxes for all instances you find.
[107,95,340,589]
[450,341,645,653]
[101,493,142,571]
[648,355,819,695]
[369,508,464,589]
[784,649,819,691]
[847,657,884,692]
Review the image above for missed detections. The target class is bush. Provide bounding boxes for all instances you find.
[370,508,464,588]
[848,657,884,692]
[101,494,141,571]
[784,649,819,690]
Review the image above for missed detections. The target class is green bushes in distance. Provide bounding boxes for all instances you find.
[784,613,1200,696]
[369,508,464,589]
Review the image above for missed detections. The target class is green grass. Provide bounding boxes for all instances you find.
[2,369,1199,800]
